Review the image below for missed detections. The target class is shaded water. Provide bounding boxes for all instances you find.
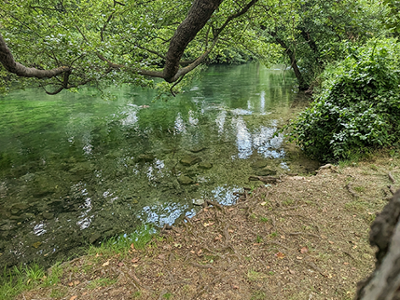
[0,63,317,268]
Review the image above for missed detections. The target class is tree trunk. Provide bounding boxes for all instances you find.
[269,32,308,91]
[356,189,400,300]
[163,0,224,82]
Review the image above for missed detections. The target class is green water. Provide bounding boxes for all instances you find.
[0,63,316,268]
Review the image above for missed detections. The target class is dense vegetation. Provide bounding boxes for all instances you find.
[287,39,400,161]
[0,0,399,159]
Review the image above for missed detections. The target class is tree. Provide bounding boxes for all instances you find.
[250,0,387,90]
[0,0,258,94]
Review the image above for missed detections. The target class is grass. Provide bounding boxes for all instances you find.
[88,224,156,257]
[87,277,117,289]
[247,270,265,282]
[251,290,267,300]
[0,264,47,300]
[1,224,156,300]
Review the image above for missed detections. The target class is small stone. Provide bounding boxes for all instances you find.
[180,155,201,166]
[198,162,213,169]
[189,147,207,153]
[255,168,277,176]
[11,203,29,211]
[42,212,54,220]
[178,175,194,185]
[192,199,205,206]
[251,160,268,169]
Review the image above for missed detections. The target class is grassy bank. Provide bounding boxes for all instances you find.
[4,151,400,300]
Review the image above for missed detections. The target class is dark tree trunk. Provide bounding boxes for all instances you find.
[163,0,224,82]
[299,28,322,67]
[270,32,308,91]
[356,189,400,300]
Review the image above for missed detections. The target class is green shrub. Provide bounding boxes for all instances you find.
[286,39,400,161]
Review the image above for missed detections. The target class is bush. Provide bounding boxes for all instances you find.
[286,39,400,161]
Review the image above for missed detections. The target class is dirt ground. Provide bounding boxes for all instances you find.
[17,156,400,300]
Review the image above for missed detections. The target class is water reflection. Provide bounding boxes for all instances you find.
[0,63,317,269]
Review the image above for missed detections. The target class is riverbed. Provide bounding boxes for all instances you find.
[0,63,318,268]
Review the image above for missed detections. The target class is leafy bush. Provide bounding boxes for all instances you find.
[286,39,400,161]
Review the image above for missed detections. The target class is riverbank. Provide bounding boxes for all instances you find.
[6,151,399,300]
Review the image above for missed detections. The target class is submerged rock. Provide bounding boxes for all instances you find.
[189,147,208,153]
[178,175,194,185]
[251,160,268,169]
[193,199,205,206]
[42,212,54,220]
[180,155,201,166]
[254,168,277,176]
[69,162,94,175]
[89,232,102,244]
[135,154,155,163]
[198,162,213,169]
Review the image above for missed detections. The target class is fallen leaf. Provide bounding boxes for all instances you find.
[260,202,268,206]
[70,296,77,300]
[131,258,139,263]
[289,270,296,274]
[130,243,135,250]
[232,285,239,289]
[328,241,334,244]
[197,249,203,256]
[214,234,222,242]
[275,252,285,259]
[228,229,234,233]
[158,254,166,260]
[228,208,234,212]
[73,280,80,285]
[102,260,110,267]
[118,262,124,267]
[296,256,303,260]
[203,222,215,227]
[163,245,172,250]
[280,235,285,239]
[68,282,74,287]
[344,262,349,265]
[300,247,308,254]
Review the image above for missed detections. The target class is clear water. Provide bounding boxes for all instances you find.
[0,63,317,268]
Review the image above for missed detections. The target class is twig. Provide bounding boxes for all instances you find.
[304,261,327,277]
[346,183,359,198]
[190,262,214,269]
[288,232,320,239]
[388,172,396,184]
[388,185,396,195]
[206,200,224,211]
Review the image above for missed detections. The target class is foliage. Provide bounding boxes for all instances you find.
[383,0,400,37]
[286,39,400,161]
[251,0,388,89]
[0,0,263,94]
[88,224,156,257]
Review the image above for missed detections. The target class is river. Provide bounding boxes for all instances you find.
[0,63,317,269]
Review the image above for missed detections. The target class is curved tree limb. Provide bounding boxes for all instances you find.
[163,0,224,82]
[0,32,70,78]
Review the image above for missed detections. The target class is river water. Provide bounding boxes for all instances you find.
[0,63,317,268]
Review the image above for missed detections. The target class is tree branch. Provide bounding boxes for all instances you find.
[0,33,70,78]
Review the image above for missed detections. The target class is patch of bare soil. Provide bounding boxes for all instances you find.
[17,157,400,300]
